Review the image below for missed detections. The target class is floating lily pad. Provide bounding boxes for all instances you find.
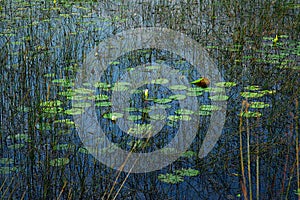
[139,107,151,113]
[0,158,14,164]
[150,114,166,120]
[74,88,94,94]
[169,85,188,90]
[240,92,264,98]
[260,90,276,95]
[54,119,75,126]
[128,124,153,135]
[64,108,84,115]
[41,107,62,114]
[123,107,139,112]
[95,94,109,101]
[175,168,199,177]
[52,79,74,87]
[112,85,129,92]
[168,115,191,121]
[103,112,124,119]
[149,104,172,109]
[181,150,197,158]
[158,173,184,184]
[244,85,261,91]
[175,109,194,115]
[151,78,169,84]
[36,123,52,131]
[72,102,92,108]
[209,95,229,101]
[58,89,75,97]
[200,105,221,111]
[250,102,270,109]
[78,147,89,154]
[68,95,88,101]
[169,94,186,100]
[94,82,111,89]
[50,158,70,167]
[95,101,112,107]
[154,98,172,104]
[40,100,62,107]
[127,115,142,121]
[187,87,204,92]
[0,167,18,174]
[204,87,225,93]
[197,110,212,116]
[215,82,237,87]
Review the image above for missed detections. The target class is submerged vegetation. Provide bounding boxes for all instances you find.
[0,0,299,199]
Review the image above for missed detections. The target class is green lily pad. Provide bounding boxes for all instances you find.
[240,92,264,98]
[158,173,184,184]
[128,124,153,135]
[123,107,139,112]
[95,94,109,101]
[0,167,18,174]
[204,87,225,93]
[68,95,88,101]
[64,108,84,115]
[54,119,75,126]
[244,85,261,91]
[72,102,92,108]
[127,115,142,121]
[175,168,199,177]
[112,85,129,92]
[197,110,212,116]
[187,87,204,92]
[0,158,14,164]
[181,150,197,158]
[168,115,191,121]
[95,101,112,107]
[52,79,74,87]
[154,98,172,104]
[40,100,62,107]
[169,94,186,100]
[58,89,75,97]
[200,105,221,111]
[78,147,89,154]
[169,85,188,90]
[50,158,70,167]
[103,112,124,119]
[209,95,229,101]
[150,114,166,120]
[175,109,194,115]
[74,88,94,95]
[94,82,111,89]
[250,102,270,109]
[151,78,169,84]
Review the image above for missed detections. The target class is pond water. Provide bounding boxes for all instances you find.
[0,0,299,199]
